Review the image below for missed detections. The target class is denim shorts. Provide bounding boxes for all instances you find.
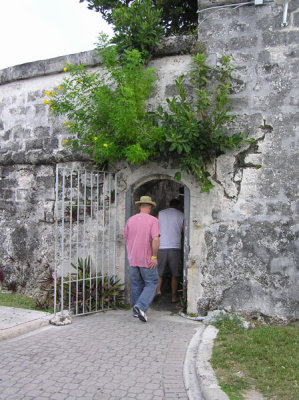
[157,249,182,277]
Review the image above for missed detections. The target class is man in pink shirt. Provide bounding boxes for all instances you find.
[124,196,160,322]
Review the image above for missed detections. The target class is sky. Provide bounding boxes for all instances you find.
[0,0,113,70]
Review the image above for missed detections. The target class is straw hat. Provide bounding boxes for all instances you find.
[135,195,156,207]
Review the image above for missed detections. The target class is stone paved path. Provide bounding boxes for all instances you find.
[0,309,200,400]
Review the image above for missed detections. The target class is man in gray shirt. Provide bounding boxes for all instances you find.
[156,198,184,303]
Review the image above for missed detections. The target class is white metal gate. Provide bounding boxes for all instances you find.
[54,166,118,316]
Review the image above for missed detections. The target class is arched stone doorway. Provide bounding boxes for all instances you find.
[125,175,190,311]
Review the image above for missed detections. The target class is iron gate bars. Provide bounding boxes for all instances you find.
[54,166,118,316]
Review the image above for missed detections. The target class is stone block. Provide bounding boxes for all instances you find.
[0,129,10,141]
[12,126,31,140]
[244,154,262,166]
[36,176,55,197]
[153,35,196,57]
[9,106,31,116]
[44,211,54,223]
[228,35,258,50]
[25,139,43,151]
[258,50,271,63]
[2,189,14,200]
[229,96,249,110]
[230,77,246,94]
[262,30,299,48]
[27,90,43,102]
[34,126,51,138]
[16,188,29,202]
[11,151,26,164]
[165,84,178,97]
[228,20,249,34]
[256,13,282,31]
[0,200,16,215]
[26,150,44,164]
[294,11,299,27]
[43,137,59,152]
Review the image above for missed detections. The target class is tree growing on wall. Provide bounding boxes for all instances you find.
[45,0,249,193]
[79,0,198,36]
[98,0,164,62]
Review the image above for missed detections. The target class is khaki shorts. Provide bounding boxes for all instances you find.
[157,249,182,277]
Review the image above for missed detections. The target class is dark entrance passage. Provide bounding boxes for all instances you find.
[133,179,184,216]
[125,177,190,312]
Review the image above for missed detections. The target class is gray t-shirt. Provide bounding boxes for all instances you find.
[158,208,184,249]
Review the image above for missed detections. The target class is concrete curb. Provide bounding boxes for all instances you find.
[0,316,51,341]
[0,306,53,341]
[184,324,229,400]
[196,325,229,400]
[184,325,205,399]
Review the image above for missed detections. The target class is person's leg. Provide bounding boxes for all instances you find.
[168,249,182,303]
[156,276,163,295]
[156,249,167,295]
[134,267,158,312]
[130,266,144,308]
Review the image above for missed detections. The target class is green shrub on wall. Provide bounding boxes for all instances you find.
[45,48,248,192]
[155,53,245,192]
[44,1,251,192]
[46,47,161,168]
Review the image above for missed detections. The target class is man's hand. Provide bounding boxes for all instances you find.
[148,257,158,269]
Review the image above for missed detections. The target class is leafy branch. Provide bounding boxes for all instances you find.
[156,53,245,192]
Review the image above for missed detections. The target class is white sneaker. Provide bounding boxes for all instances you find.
[133,305,147,322]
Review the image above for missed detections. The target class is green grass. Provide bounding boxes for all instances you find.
[0,292,49,311]
[211,314,299,400]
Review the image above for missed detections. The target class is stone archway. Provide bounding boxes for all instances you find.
[125,175,190,310]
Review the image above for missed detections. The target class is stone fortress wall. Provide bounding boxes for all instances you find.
[0,37,196,298]
[0,1,298,321]
[191,0,299,321]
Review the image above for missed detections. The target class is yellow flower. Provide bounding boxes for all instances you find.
[103,143,108,148]
[63,121,67,124]
[51,91,56,96]
[44,90,50,96]
[62,139,68,146]
[58,85,62,91]
[77,79,81,83]
[43,99,48,104]
[48,100,52,105]
[93,137,98,141]
[67,124,71,128]
[63,67,67,72]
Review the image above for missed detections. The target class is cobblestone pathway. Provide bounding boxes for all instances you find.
[0,309,199,400]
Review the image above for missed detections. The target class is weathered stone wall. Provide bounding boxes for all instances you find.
[0,2,298,322]
[0,38,196,297]
[190,0,299,321]
[0,53,95,295]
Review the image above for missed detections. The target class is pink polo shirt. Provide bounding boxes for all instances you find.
[124,213,160,268]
